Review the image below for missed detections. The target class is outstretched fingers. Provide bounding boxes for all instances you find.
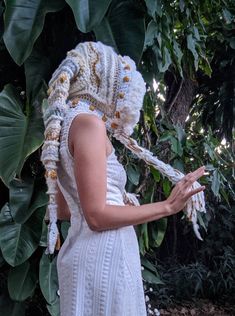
[185,185,205,200]
[181,166,205,186]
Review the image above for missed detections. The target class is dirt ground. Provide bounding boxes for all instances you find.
[159,300,235,315]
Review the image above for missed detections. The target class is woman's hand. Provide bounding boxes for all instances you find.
[165,166,206,216]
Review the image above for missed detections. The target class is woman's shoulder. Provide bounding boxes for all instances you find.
[70,112,106,133]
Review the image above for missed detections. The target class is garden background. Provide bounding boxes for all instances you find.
[0,0,234,315]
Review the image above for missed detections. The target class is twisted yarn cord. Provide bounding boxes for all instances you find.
[123,190,140,206]
[41,54,81,254]
[114,131,206,240]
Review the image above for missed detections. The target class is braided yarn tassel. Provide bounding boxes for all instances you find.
[114,131,206,240]
[123,190,140,206]
[41,51,81,254]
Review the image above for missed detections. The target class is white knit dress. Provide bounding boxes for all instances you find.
[56,104,147,316]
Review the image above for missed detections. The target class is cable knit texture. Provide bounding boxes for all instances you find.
[56,103,147,316]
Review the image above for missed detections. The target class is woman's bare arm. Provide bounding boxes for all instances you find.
[69,114,205,231]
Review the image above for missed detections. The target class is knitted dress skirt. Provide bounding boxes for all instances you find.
[56,106,147,316]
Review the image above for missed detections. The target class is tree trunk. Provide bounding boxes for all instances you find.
[164,71,198,126]
[163,71,198,257]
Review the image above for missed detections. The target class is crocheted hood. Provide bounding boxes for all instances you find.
[47,41,146,136]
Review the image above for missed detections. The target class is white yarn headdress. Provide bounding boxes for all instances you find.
[41,41,206,254]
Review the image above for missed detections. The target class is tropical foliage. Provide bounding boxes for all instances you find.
[0,0,234,315]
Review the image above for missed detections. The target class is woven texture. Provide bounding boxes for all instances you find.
[56,103,147,316]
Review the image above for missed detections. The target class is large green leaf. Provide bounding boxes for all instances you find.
[24,44,50,102]
[39,252,59,305]
[9,178,34,222]
[152,218,167,247]
[46,296,60,316]
[0,84,44,186]
[9,178,48,223]
[8,260,37,301]
[3,0,65,65]
[141,257,164,285]
[187,33,199,70]
[211,169,221,197]
[144,20,158,48]
[16,189,47,223]
[142,268,164,285]
[127,164,140,186]
[94,0,145,64]
[144,0,162,18]
[39,220,48,247]
[0,203,45,266]
[66,0,112,33]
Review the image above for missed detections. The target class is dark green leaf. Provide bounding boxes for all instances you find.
[24,44,50,101]
[66,0,112,33]
[11,184,48,224]
[175,124,186,145]
[187,34,199,69]
[3,0,65,65]
[163,178,171,197]
[158,132,172,142]
[142,269,164,285]
[9,178,34,222]
[8,260,37,301]
[39,252,59,305]
[94,0,145,64]
[170,136,183,157]
[142,222,149,249]
[147,0,162,17]
[173,40,183,75]
[197,213,207,233]
[211,169,221,197]
[154,218,167,247]
[39,220,48,247]
[150,166,161,182]
[0,203,45,266]
[138,233,145,256]
[46,296,60,316]
[127,165,140,186]
[0,84,44,186]
[144,20,158,48]
[160,47,172,72]
[141,256,159,274]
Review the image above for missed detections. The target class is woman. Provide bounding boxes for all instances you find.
[41,41,205,316]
